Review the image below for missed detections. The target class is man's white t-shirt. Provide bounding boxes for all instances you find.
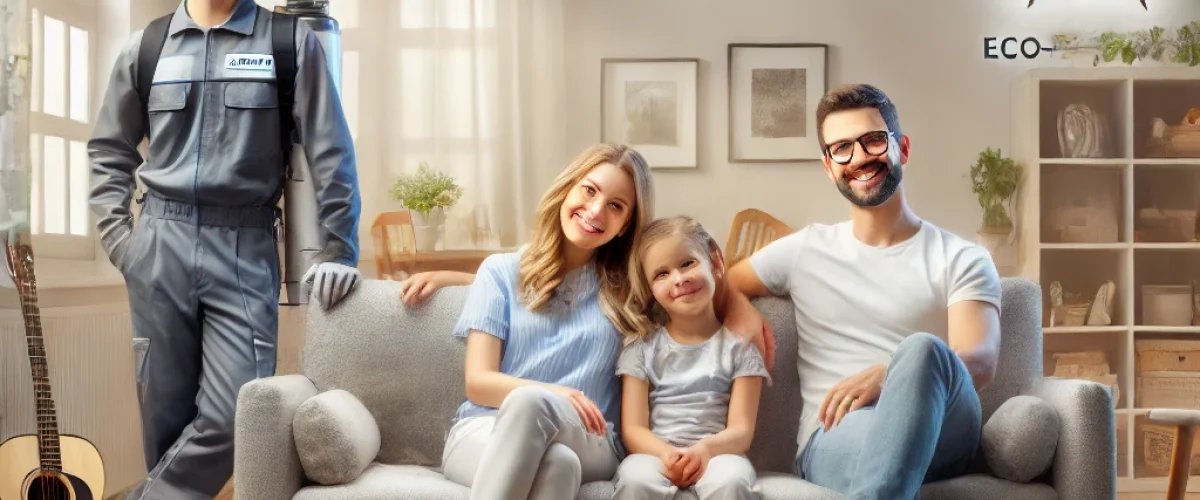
[748,220,1002,453]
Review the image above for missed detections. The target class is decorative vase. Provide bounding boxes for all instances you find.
[1059,48,1101,68]
[976,227,1017,275]
[1058,104,1109,158]
[411,207,445,252]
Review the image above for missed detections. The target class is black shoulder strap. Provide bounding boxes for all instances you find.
[271,10,298,173]
[136,13,173,119]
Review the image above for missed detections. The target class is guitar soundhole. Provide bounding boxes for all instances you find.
[24,473,71,500]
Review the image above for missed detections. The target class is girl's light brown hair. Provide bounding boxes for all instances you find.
[518,143,654,336]
[622,216,721,343]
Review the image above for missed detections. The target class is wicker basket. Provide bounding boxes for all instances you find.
[1052,303,1091,327]
[1147,120,1200,158]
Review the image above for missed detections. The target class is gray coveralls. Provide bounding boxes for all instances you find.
[87,1,360,498]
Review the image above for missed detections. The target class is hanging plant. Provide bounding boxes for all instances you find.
[1089,21,1200,66]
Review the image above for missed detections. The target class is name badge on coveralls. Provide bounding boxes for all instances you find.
[224,54,276,80]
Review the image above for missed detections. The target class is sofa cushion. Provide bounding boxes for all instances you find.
[981,395,1060,483]
[293,464,468,500]
[294,389,381,485]
[745,296,805,474]
[578,472,841,500]
[920,474,1057,500]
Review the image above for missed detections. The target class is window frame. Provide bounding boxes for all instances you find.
[27,0,97,261]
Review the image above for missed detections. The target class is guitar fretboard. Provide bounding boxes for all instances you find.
[6,242,62,471]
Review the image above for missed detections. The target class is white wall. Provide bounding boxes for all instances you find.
[562,0,1200,246]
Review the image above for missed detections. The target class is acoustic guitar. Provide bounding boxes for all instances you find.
[0,241,105,499]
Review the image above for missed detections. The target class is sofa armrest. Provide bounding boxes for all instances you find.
[234,374,321,500]
[1022,377,1116,500]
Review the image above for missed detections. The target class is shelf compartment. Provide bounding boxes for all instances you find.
[1040,248,1129,328]
[1134,413,1200,480]
[1133,164,1200,243]
[1043,330,1128,408]
[1039,79,1129,160]
[1039,163,1127,244]
[1134,331,1200,413]
[1134,79,1200,160]
[1133,248,1200,327]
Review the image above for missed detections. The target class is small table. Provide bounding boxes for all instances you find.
[383,248,512,280]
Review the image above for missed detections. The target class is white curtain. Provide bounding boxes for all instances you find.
[328,0,566,252]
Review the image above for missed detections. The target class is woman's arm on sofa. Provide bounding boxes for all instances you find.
[463,331,607,434]
[399,271,476,306]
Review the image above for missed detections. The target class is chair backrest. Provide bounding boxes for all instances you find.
[370,211,417,280]
[299,277,1044,471]
[726,209,793,265]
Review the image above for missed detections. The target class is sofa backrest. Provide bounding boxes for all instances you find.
[302,281,470,467]
[300,277,1043,473]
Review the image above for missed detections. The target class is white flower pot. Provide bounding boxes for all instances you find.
[977,227,1017,273]
[411,207,445,252]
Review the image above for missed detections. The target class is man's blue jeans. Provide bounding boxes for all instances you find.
[796,332,982,500]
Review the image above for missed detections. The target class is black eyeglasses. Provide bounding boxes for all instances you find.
[824,130,892,165]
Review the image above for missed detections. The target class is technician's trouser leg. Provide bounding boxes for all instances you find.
[124,196,280,500]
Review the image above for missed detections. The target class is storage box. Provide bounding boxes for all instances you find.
[1137,340,1200,372]
[1053,351,1120,408]
[1144,424,1200,475]
[1136,372,1200,409]
[1142,285,1194,326]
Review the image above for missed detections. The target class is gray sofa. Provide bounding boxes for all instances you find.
[233,277,1116,500]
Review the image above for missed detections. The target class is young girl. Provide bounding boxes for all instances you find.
[613,216,769,500]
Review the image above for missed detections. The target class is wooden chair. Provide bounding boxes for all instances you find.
[725,208,793,265]
[370,211,418,280]
[1147,409,1200,500]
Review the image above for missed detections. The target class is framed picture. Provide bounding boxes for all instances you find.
[727,43,828,162]
[601,58,700,169]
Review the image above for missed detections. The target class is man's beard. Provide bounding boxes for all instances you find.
[835,160,903,208]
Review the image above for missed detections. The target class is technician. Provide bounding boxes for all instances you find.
[87,0,361,498]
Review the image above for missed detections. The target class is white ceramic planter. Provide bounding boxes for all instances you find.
[977,228,1017,273]
[411,207,445,252]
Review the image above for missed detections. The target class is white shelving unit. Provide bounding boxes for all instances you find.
[1011,67,1200,494]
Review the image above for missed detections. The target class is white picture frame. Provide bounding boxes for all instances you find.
[601,58,700,169]
[727,43,828,162]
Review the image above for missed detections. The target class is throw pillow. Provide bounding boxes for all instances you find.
[293,389,381,485]
[982,395,1060,483]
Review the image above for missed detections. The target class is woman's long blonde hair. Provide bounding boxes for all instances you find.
[622,216,721,343]
[517,143,655,336]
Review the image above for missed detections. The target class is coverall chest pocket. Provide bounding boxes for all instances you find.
[146,84,188,160]
[221,82,282,169]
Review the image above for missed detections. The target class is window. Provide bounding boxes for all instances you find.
[28,0,96,260]
[389,0,499,216]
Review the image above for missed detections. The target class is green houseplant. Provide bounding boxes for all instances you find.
[1086,21,1200,66]
[389,162,464,251]
[1173,21,1200,67]
[969,147,1023,235]
[389,161,464,220]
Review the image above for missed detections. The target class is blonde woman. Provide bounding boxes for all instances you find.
[439,143,655,500]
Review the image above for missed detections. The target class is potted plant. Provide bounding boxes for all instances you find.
[969,147,1023,245]
[389,162,464,251]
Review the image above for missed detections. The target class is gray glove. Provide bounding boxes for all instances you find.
[302,262,361,309]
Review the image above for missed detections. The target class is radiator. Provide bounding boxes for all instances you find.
[0,302,145,499]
